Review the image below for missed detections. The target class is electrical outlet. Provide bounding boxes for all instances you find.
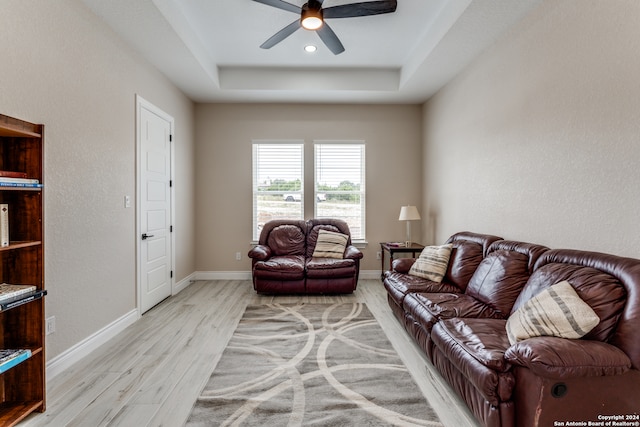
[235,252,242,261]
[376,251,382,260]
[46,316,55,335]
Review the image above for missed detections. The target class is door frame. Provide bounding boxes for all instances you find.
[135,94,176,316]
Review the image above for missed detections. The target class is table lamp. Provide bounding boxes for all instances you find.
[398,205,421,246]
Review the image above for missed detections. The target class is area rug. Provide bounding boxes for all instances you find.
[186,303,442,426]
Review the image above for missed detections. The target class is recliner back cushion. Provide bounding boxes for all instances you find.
[466,250,531,317]
[512,263,627,342]
[306,224,342,258]
[267,225,306,256]
[445,243,484,291]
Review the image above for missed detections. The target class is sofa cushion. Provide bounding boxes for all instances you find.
[306,257,355,278]
[431,318,515,405]
[506,280,600,345]
[384,271,462,309]
[465,250,531,317]
[404,292,503,333]
[252,255,306,280]
[513,262,626,343]
[306,223,343,258]
[409,244,453,282]
[444,232,503,291]
[266,225,306,256]
[311,229,348,259]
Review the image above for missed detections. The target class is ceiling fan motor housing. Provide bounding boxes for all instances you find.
[301,1,324,30]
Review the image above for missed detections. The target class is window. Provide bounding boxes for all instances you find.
[315,142,366,241]
[252,142,304,240]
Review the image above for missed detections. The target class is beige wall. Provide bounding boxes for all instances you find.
[7,0,636,365]
[422,0,640,257]
[195,103,423,272]
[0,0,196,359]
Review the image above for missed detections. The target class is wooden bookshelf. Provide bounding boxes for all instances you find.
[0,113,45,426]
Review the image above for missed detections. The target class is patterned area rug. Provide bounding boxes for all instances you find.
[186,303,442,426]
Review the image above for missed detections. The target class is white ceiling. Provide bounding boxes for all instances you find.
[81,0,542,104]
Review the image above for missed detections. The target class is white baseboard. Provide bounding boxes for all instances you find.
[359,270,384,280]
[195,271,253,281]
[46,309,139,380]
[194,270,382,281]
[173,271,197,295]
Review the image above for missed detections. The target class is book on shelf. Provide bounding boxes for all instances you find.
[0,177,39,184]
[0,283,37,302]
[0,289,46,311]
[0,170,27,179]
[0,349,32,374]
[0,204,8,247]
[0,181,43,188]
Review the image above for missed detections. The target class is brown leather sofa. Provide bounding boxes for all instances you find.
[385,231,503,327]
[248,218,363,294]
[384,232,640,427]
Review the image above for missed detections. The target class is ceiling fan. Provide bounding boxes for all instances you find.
[252,0,398,55]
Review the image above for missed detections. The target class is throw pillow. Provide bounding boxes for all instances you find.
[312,229,348,259]
[506,280,600,345]
[408,244,453,283]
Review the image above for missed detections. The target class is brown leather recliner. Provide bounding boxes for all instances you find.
[248,218,363,294]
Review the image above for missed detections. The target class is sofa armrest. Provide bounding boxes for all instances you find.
[391,258,416,274]
[505,337,631,379]
[248,245,272,261]
[344,245,363,260]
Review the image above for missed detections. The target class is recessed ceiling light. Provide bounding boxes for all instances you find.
[304,45,317,53]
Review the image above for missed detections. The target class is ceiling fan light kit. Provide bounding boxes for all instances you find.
[301,1,323,30]
[253,0,398,55]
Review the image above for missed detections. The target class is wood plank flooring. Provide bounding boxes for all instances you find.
[21,279,480,427]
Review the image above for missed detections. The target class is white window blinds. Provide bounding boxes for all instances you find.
[314,142,366,240]
[252,142,304,241]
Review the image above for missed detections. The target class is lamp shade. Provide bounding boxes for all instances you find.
[398,205,421,221]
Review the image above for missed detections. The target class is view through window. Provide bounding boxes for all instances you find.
[252,142,304,240]
[252,141,365,241]
[315,142,365,240]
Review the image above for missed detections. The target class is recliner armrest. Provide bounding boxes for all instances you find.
[505,336,631,379]
[248,245,272,261]
[344,245,363,260]
[391,258,416,274]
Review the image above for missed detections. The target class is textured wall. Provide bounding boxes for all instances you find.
[423,0,640,257]
[195,103,423,272]
[0,0,195,359]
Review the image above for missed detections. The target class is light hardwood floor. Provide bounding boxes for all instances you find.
[22,279,480,427]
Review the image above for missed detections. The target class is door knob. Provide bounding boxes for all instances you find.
[142,233,154,240]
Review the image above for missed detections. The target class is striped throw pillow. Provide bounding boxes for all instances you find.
[408,244,452,283]
[506,280,600,345]
[312,229,348,259]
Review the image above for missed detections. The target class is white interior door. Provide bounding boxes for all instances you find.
[137,96,173,314]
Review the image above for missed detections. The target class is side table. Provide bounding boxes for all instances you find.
[380,242,425,279]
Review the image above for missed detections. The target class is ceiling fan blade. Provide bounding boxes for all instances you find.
[260,20,301,49]
[251,0,301,14]
[323,0,397,19]
[316,23,345,55]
